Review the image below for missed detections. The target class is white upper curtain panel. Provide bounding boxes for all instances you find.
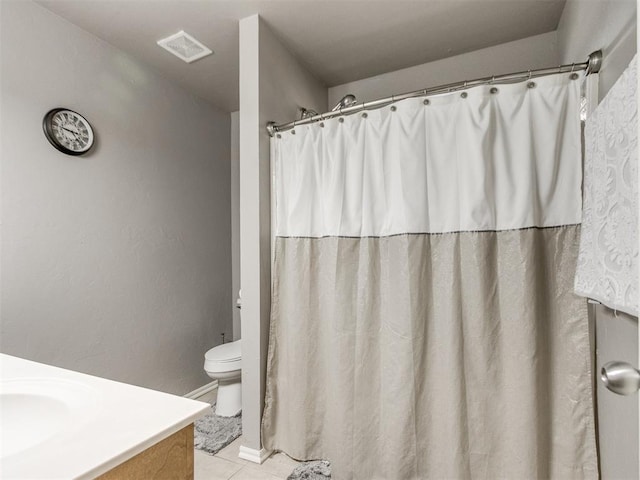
[273,72,582,238]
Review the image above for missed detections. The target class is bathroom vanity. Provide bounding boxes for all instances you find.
[0,354,209,479]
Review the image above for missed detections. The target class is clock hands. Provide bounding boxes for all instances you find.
[59,125,87,142]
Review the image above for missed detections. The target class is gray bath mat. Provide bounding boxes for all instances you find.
[194,403,242,455]
[288,460,331,480]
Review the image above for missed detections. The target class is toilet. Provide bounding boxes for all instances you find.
[204,339,241,417]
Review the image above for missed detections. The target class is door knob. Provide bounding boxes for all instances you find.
[601,361,640,395]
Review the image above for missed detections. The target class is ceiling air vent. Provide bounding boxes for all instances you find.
[157,31,213,63]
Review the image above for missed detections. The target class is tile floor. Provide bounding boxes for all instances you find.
[194,436,303,480]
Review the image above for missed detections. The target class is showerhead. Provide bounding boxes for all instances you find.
[331,94,357,112]
[299,107,318,119]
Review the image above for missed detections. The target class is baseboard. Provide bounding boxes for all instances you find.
[184,381,218,401]
[238,445,272,464]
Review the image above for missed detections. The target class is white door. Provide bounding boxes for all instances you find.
[595,303,639,479]
[581,69,639,479]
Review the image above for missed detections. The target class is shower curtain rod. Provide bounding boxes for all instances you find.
[266,50,602,137]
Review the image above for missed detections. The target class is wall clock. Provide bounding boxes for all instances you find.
[43,108,95,156]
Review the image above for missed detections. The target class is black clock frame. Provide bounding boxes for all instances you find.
[43,108,94,156]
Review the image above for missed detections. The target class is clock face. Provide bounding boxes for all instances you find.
[43,108,94,155]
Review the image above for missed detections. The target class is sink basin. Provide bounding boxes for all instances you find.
[1,378,98,458]
[1,354,209,479]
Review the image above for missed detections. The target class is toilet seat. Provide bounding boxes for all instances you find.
[204,340,241,373]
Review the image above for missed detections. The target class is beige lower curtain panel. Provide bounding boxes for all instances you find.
[263,72,597,479]
[264,228,596,479]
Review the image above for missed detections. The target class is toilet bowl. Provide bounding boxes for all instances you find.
[204,339,241,417]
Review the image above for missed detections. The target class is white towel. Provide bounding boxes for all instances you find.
[575,54,638,316]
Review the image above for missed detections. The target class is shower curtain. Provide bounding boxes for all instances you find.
[263,72,598,479]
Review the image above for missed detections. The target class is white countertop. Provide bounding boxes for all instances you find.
[0,354,210,479]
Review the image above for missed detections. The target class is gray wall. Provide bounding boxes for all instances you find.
[239,14,327,452]
[1,0,232,395]
[328,31,559,107]
[557,2,638,478]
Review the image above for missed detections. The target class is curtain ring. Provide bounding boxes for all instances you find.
[571,63,576,72]
[528,70,532,80]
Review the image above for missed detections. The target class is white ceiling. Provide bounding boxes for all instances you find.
[37,0,567,112]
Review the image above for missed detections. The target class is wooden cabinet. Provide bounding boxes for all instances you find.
[97,424,194,479]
